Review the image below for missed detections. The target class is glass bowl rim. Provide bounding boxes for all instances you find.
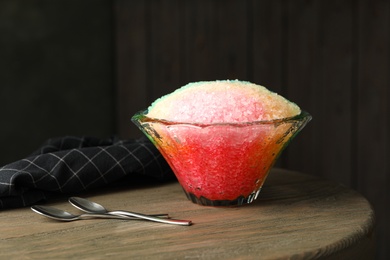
[132,110,312,127]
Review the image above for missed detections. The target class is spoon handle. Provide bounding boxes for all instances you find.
[110,210,192,226]
[78,213,143,221]
[107,212,170,219]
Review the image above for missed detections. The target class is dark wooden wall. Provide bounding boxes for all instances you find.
[115,1,389,259]
[0,0,114,164]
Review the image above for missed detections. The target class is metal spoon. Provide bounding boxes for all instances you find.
[68,197,192,226]
[32,204,192,226]
[31,205,135,222]
[68,197,167,218]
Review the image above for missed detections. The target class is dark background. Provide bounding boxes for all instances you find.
[0,0,388,259]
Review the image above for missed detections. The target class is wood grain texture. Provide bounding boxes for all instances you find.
[115,0,149,138]
[317,0,354,186]
[252,0,284,92]
[183,0,249,83]
[283,0,320,173]
[148,0,183,101]
[356,0,390,256]
[0,169,375,259]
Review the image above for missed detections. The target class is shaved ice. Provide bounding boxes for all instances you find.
[132,80,311,206]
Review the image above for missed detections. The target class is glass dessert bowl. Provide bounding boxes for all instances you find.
[132,110,311,206]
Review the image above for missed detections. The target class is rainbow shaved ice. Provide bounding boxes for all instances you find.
[132,80,311,206]
[147,80,301,123]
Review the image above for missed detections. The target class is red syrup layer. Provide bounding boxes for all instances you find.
[152,123,289,202]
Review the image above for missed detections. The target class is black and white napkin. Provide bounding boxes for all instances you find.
[0,136,174,210]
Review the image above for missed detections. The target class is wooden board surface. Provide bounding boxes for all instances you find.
[0,169,375,259]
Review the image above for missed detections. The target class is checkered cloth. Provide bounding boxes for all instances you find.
[0,136,174,210]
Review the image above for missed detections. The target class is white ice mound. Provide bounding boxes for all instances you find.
[146,80,301,124]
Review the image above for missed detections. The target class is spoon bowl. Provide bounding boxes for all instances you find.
[70,197,106,214]
[69,197,192,226]
[31,205,133,222]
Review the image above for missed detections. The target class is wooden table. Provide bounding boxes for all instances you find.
[0,169,375,259]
